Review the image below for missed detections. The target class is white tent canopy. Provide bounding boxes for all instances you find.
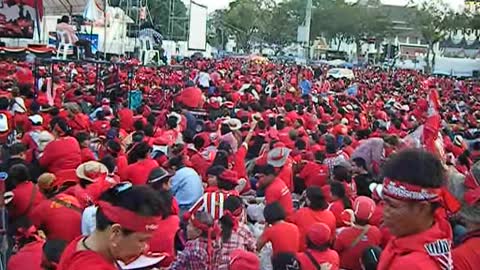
[42,0,105,16]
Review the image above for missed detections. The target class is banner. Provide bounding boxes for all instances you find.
[0,0,42,38]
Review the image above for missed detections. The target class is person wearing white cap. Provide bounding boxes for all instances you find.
[21,114,44,151]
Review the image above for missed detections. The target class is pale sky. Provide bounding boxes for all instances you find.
[186,0,464,12]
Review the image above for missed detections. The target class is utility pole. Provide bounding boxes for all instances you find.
[305,0,312,60]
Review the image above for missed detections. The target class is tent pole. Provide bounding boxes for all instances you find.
[34,0,41,42]
[103,0,107,59]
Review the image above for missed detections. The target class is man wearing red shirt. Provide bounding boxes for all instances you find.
[334,196,382,270]
[30,193,82,242]
[296,223,340,270]
[258,202,300,255]
[7,240,44,270]
[289,187,336,251]
[257,164,294,217]
[298,151,329,188]
[378,149,455,270]
[124,142,159,185]
[267,143,294,191]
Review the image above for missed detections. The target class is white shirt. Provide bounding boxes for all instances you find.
[81,205,98,236]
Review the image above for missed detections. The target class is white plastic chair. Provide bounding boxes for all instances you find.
[139,36,160,65]
[56,31,79,60]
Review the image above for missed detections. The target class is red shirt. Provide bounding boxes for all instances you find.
[91,120,110,136]
[30,194,82,242]
[39,136,82,173]
[265,178,294,217]
[189,151,212,181]
[118,108,134,132]
[10,181,45,220]
[233,144,251,192]
[149,215,180,258]
[7,240,44,270]
[277,159,294,192]
[289,207,337,251]
[125,158,159,185]
[299,161,329,188]
[328,200,347,227]
[261,221,300,255]
[296,249,340,270]
[378,219,453,270]
[81,147,96,162]
[453,230,480,270]
[334,225,382,270]
[58,236,117,270]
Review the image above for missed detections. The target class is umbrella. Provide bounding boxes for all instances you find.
[327,68,355,79]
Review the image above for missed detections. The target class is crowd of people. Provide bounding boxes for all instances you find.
[0,56,479,270]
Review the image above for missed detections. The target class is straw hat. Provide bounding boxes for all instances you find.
[223,118,242,131]
[76,161,108,182]
[267,146,291,168]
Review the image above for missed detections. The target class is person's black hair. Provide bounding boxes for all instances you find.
[110,118,120,128]
[100,155,117,174]
[361,246,382,270]
[0,97,9,110]
[156,189,174,219]
[96,110,106,120]
[220,124,231,135]
[352,157,368,171]
[219,195,243,242]
[318,123,328,134]
[7,216,37,248]
[276,117,285,130]
[306,238,330,251]
[131,131,145,143]
[257,120,266,130]
[212,150,229,168]
[271,252,300,270]
[127,142,151,164]
[294,139,307,150]
[218,176,237,191]
[43,239,68,269]
[168,155,184,169]
[133,119,144,131]
[144,124,154,137]
[206,165,225,177]
[50,117,72,136]
[333,165,352,183]
[343,136,352,146]
[167,116,179,129]
[218,141,233,154]
[285,103,294,112]
[381,148,445,189]
[60,15,69,23]
[264,202,286,225]
[306,186,328,210]
[193,135,206,150]
[268,117,276,127]
[106,140,121,157]
[326,141,337,154]
[9,164,30,185]
[458,153,470,169]
[9,142,26,156]
[75,132,90,145]
[96,184,162,234]
[314,151,325,162]
[330,181,351,209]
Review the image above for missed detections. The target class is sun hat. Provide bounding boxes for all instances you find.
[267,146,291,168]
[76,161,108,182]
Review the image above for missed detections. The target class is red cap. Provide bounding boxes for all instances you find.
[306,223,331,246]
[230,249,260,270]
[219,169,239,185]
[353,196,376,221]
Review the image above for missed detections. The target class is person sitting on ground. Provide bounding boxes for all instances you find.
[296,223,340,270]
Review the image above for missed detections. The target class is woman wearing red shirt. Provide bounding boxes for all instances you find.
[289,187,336,251]
[257,202,300,255]
[296,223,340,270]
[125,142,159,185]
[328,181,352,228]
[39,117,82,176]
[7,164,45,220]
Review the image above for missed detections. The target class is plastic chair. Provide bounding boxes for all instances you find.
[56,31,79,60]
[139,36,160,65]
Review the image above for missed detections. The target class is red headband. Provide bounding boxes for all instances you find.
[191,216,221,264]
[222,208,243,231]
[97,201,159,233]
[383,178,460,213]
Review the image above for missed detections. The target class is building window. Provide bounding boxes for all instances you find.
[410,37,418,44]
[398,36,407,43]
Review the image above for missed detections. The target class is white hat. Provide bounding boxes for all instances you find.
[223,118,242,131]
[345,104,353,111]
[400,105,410,111]
[28,114,43,125]
[12,97,26,113]
[340,118,349,125]
[4,191,14,205]
[369,183,383,200]
[267,147,291,168]
[167,112,182,124]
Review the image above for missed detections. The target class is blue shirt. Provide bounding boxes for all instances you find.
[171,167,204,209]
[300,79,312,96]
